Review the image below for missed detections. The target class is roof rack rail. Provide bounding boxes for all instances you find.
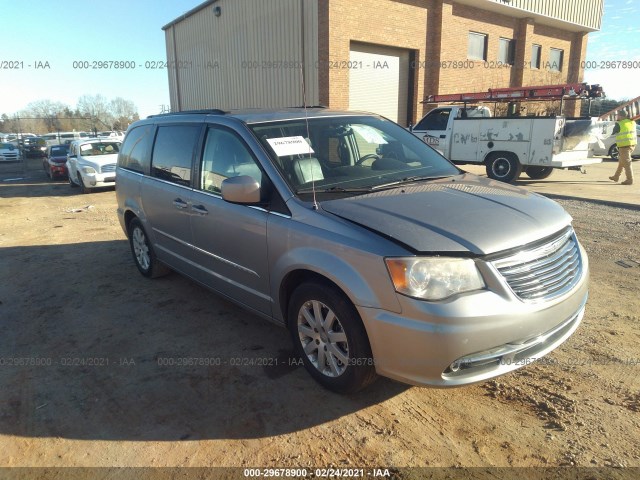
[288,105,328,109]
[147,109,226,118]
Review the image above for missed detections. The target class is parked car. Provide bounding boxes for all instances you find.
[22,136,48,158]
[98,131,125,141]
[116,108,589,394]
[67,139,120,193]
[590,122,640,160]
[0,142,21,162]
[43,144,70,179]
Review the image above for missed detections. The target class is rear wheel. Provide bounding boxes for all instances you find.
[128,217,170,278]
[608,144,619,161]
[288,281,377,394]
[485,152,522,183]
[525,166,554,180]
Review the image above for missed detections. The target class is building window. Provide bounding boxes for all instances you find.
[498,38,516,65]
[531,44,541,69]
[549,48,564,72]
[468,32,488,61]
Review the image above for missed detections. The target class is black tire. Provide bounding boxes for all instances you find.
[127,217,170,278]
[485,152,522,183]
[525,166,554,180]
[78,173,89,194]
[608,144,619,161]
[288,281,377,394]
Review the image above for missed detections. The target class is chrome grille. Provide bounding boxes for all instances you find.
[101,163,116,173]
[492,229,582,302]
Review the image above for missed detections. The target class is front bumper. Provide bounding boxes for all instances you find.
[80,171,116,189]
[359,246,589,387]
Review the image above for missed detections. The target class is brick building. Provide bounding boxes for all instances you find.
[163,0,603,125]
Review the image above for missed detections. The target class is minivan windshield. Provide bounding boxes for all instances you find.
[249,115,459,197]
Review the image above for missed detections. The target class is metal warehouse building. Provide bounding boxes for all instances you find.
[163,0,603,125]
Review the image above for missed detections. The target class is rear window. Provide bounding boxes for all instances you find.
[50,145,68,155]
[118,125,154,174]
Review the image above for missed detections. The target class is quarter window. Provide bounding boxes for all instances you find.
[118,125,153,174]
[468,32,488,61]
[151,125,201,187]
[200,128,262,194]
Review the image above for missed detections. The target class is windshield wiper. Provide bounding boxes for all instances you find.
[369,175,450,191]
[296,186,372,194]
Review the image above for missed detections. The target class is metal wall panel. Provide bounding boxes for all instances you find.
[165,0,319,111]
[487,0,603,30]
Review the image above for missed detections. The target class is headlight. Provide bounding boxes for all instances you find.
[385,257,485,301]
[81,166,96,174]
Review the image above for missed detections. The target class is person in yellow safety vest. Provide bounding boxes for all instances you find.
[609,110,636,185]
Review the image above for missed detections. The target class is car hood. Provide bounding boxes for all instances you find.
[320,174,572,255]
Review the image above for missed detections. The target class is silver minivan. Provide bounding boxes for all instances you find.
[116,108,588,393]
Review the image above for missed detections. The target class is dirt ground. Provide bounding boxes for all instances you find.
[0,158,639,477]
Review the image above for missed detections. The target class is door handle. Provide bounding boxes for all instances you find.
[173,198,188,209]
[191,204,208,215]
[440,135,446,138]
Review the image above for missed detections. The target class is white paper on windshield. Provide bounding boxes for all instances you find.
[80,144,93,152]
[352,125,387,144]
[267,136,315,156]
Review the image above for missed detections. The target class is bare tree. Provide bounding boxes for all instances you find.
[24,99,67,132]
[77,94,114,132]
[109,97,139,130]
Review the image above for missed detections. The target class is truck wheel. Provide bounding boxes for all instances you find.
[288,281,377,394]
[525,166,554,180]
[608,144,619,161]
[485,152,522,183]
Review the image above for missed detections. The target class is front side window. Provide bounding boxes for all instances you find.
[151,125,200,187]
[415,109,451,131]
[468,32,487,61]
[200,128,262,194]
[250,115,459,198]
[549,48,564,72]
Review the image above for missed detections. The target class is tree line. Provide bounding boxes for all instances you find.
[0,95,140,135]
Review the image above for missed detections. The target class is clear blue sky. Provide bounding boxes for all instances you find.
[0,0,637,119]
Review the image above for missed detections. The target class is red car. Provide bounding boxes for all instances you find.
[43,144,70,179]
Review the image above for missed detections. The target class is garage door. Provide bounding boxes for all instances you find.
[349,43,410,125]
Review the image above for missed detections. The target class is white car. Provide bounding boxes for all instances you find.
[590,122,640,160]
[0,142,21,162]
[67,139,121,193]
[98,131,125,142]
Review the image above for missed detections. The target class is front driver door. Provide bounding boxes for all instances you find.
[188,126,271,316]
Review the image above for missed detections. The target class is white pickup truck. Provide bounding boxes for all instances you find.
[410,106,603,182]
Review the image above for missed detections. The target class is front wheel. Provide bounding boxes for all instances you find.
[77,173,90,194]
[288,281,377,394]
[525,166,554,180]
[608,144,619,161]
[128,217,170,278]
[485,152,522,183]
